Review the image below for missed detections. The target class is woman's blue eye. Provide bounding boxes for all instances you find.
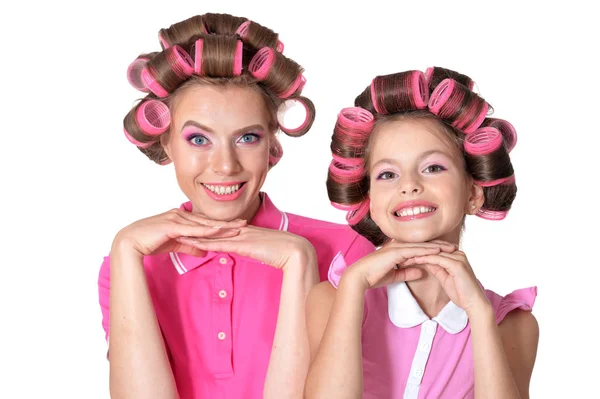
[423,164,446,173]
[238,133,260,144]
[189,135,209,146]
[377,171,397,180]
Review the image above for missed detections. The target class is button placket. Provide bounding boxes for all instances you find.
[404,320,438,399]
[213,255,234,375]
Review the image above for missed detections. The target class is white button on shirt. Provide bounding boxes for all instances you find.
[219,257,227,264]
[218,290,227,298]
[217,332,226,340]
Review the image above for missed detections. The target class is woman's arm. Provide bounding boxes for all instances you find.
[263,248,319,399]
[108,241,178,399]
[304,276,366,399]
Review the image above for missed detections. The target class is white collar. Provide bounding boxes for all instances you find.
[387,281,468,334]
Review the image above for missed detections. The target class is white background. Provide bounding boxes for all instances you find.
[1,0,597,397]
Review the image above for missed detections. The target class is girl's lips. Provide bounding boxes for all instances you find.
[202,182,247,201]
[392,208,437,222]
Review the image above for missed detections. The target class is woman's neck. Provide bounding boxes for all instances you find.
[406,271,449,319]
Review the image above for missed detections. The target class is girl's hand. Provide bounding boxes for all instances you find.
[342,241,458,291]
[403,247,490,314]
[113,208,246,258]
[178,226,317,273]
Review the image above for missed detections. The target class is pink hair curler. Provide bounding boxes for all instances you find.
[248,47,275,80]
[484,118,517,153]
[136,100,171,136]
[331,201,361,211]
[127,57,150,92]
[424,67,434,86]
[279,74,306,98]
[141,67,169,98]
[338,107,375,131]
[329,159,365,183]
[277,98,311,136]
[332,153,363,166]
[235,21,251,37]
[276,40,284,52]
[474,175,515,187]
[159,33,170,49]
[412,70,429,109]
[463,101,489,134]
[194,39,205,75]
[123,128,152,148]
[464,127,503,155]
[268,139,283,166]
[476,208,508,221]
[166,45,194,79]
[233,40,243,76]
[428,78,455,115]
[346,198,370,225]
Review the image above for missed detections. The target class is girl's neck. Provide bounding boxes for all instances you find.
[406,271,450,319]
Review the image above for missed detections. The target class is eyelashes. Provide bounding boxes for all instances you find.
[373,164,448,180]
[182,131,263,147]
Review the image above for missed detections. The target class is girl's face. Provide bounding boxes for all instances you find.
[368,117,482,244]
[162,84,273,222]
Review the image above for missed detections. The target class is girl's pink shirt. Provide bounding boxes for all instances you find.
[98,193,375,398]
[328,252,537,399]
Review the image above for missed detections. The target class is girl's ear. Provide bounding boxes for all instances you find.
[466,182,485,215]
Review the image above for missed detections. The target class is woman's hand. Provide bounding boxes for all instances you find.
[179,226,316,273]
[112,208,246,258]
[342,240,458,291]
[402,246,490,314]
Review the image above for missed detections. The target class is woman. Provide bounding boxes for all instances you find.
[98,12,374,399]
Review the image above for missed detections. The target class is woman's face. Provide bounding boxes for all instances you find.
[163,84,273,222]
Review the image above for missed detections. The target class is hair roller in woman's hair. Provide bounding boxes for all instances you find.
[277,97,315,137]
[159,33,170,49]
[233,40,243,76]
[248,47,275,80]
[127,57,150,92]
[136,100,171,136]
[123,129,153,148]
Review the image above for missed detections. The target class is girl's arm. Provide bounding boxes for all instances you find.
[108,243,178,399]
[469,303,539,398]
[304,277,366,399]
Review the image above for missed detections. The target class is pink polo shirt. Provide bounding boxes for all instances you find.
[98,193,375,399]
[328,252,537,399]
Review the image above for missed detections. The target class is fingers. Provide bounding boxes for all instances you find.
[408,254,461,277]
[172,224,241,240]
[177,236,241,253]
[175,210,247,229]
[392,266,424,283]
[384,240,457,254]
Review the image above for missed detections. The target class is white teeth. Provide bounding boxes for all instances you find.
[203,183,242,195]
[396,206,435,217]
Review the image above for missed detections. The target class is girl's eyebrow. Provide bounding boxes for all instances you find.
[181,120,265,135]
[372,150,452,169]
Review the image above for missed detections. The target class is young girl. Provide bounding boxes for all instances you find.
[98,13,374,399]
[305,67,539,398]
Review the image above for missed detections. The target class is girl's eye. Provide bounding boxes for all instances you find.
[238,133,261,144]
[189,135,209,146]
[423,164,446,173]
[376,171,397,180]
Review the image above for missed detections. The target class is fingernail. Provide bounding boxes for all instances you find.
[212,225,222,229]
